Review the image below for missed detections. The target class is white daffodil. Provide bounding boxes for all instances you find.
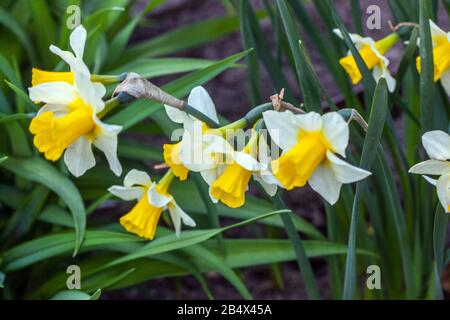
[163,86,221,183]
[108,169,196,239]
[409,130,450,213]
[203,132,280,208]
[416,20,450,96]
[333,29,398,92]
[28,25,122,177]
[263,110,372,205]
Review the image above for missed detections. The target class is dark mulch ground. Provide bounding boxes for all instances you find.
[105,0,450,299]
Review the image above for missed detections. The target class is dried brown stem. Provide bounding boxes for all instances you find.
[113,72,185,109]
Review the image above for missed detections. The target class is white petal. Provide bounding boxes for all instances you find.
[423,175,437,186]
[203,134,235,156]
[200,168,219,185]
[124,169,151,188]
[429,20,447,45]
[179,120,214,171]
[440,70,450,96]
[294,111,323,133]
[373,65,396,93]
[49,45,90,75]
[70,25,87,59]
[168,201,196,237]
[321,112,349,156]
[37,104,69,118]
[188,86,219,124]
[208,185,219,203]
[333,29,368,49]
[253,172,277,196]
[436,174,450,213]
[422,130,450,160]
[327,151,372,183]
[409,159,450,175]
[29,82,77,105]
[93,121,123,176]
[148,183,172,208]
[308,164,342,205]
[262,110,299,151]
[164,104,191,124]
[233,151,260,171]
[64,136,95,177]
[108,186,146,201]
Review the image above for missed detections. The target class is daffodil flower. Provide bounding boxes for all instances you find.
[163,86,221,182]
[204,132,280,208]
[334,29,398,92]
[31,25,92,86]
[409,130,450,213]
[28,25,122,177]
[108,169,196,239]
[416,20,450,96]
[263,110,372,205]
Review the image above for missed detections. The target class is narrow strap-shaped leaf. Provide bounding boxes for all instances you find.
[343,78,388,299]
[1,157,87,256]
[432,205,449,299]
[276,0,321,111]
[418,0,435,133]
[273,193,321,299]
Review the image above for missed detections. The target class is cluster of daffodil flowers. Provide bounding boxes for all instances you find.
[25,25,371,240]
[335,20,449,213]
[334,20,450,95]
[26,23,449,242]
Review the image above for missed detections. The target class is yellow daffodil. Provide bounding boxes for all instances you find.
[28,25,122,177]
[409,131,450,213]
[263,110,371,205]
[204,132,280,208]
[416,20,450,96]
[334,29,398,92]
[163,86,221,182]
[108,169,196,239]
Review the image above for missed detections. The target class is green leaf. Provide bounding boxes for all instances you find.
[1,157,86,256]
[276,0,321,111]
[4,80,37,112]
[51,290,100,300]
[0,7,37,63]
[108,58,223,79]
[2,231,144,272]
[90,210,287,273]
[0,112,34,124]
[29,0,57,68]
[274,193,321,300]
[418,0,435,132]
[343,79,388,299]
[121,15,245,62]
[183,245,252,299]
[432,206,449,299]
[2,186,49,241]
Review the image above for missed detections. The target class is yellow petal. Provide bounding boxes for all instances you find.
[211,162,252,208]
[272,130,330,190]
[339,46,381,84]
[29,102,95,161]
[416,41,450,81]
[32,68,74,86]
[339,33,398,84]
[120,195,163,240]
[163,143,189,181]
